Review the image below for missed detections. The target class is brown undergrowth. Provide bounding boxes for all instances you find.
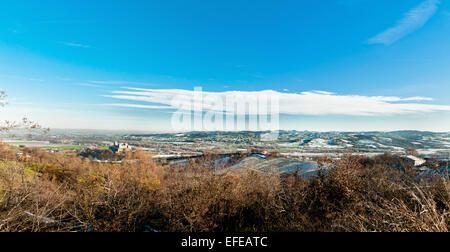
[0,144,448,232]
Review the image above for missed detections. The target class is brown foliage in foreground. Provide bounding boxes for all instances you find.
[0,144,449,232]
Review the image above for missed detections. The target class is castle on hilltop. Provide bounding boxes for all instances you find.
[109,142,132,153]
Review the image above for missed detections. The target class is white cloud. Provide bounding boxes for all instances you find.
[368,0,440,45]
[103,88,450,116]
[61,42,91,48]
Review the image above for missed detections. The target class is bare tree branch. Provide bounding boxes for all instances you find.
[0,91,49,136]
[0,90,7,107]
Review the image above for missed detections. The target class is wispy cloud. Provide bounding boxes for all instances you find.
[103,88,450,116]
[61,42,91,48]
[368,0,440,45]
[103,103,173,110]
[0,74,44,82]
[78,83,105,88]
[89,80,156,86]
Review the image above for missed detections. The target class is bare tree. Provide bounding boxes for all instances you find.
[407,148,419,156]
[0,90,7,107]
[0,91,49,135]
[1,117,50,134]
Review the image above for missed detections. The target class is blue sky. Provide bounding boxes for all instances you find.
[1,0,450,131]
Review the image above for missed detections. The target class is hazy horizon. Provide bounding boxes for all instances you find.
[3,127,450,135]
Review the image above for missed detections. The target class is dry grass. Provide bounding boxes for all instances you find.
[0,144,448,232]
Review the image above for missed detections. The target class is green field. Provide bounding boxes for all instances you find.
[6,144,110,151]
[41,145,110,151]
[41,146,88,151]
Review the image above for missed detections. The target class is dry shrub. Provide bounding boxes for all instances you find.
[157,169,282,232]
[305,155,449,232]
[73,160,164,232]
[0,145,449,232]
[0,162,74,231]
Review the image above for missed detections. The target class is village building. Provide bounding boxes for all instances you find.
[401,155,426,167]
[109,142,132,153]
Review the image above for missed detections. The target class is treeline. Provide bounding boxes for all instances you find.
[79,148,124,161]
